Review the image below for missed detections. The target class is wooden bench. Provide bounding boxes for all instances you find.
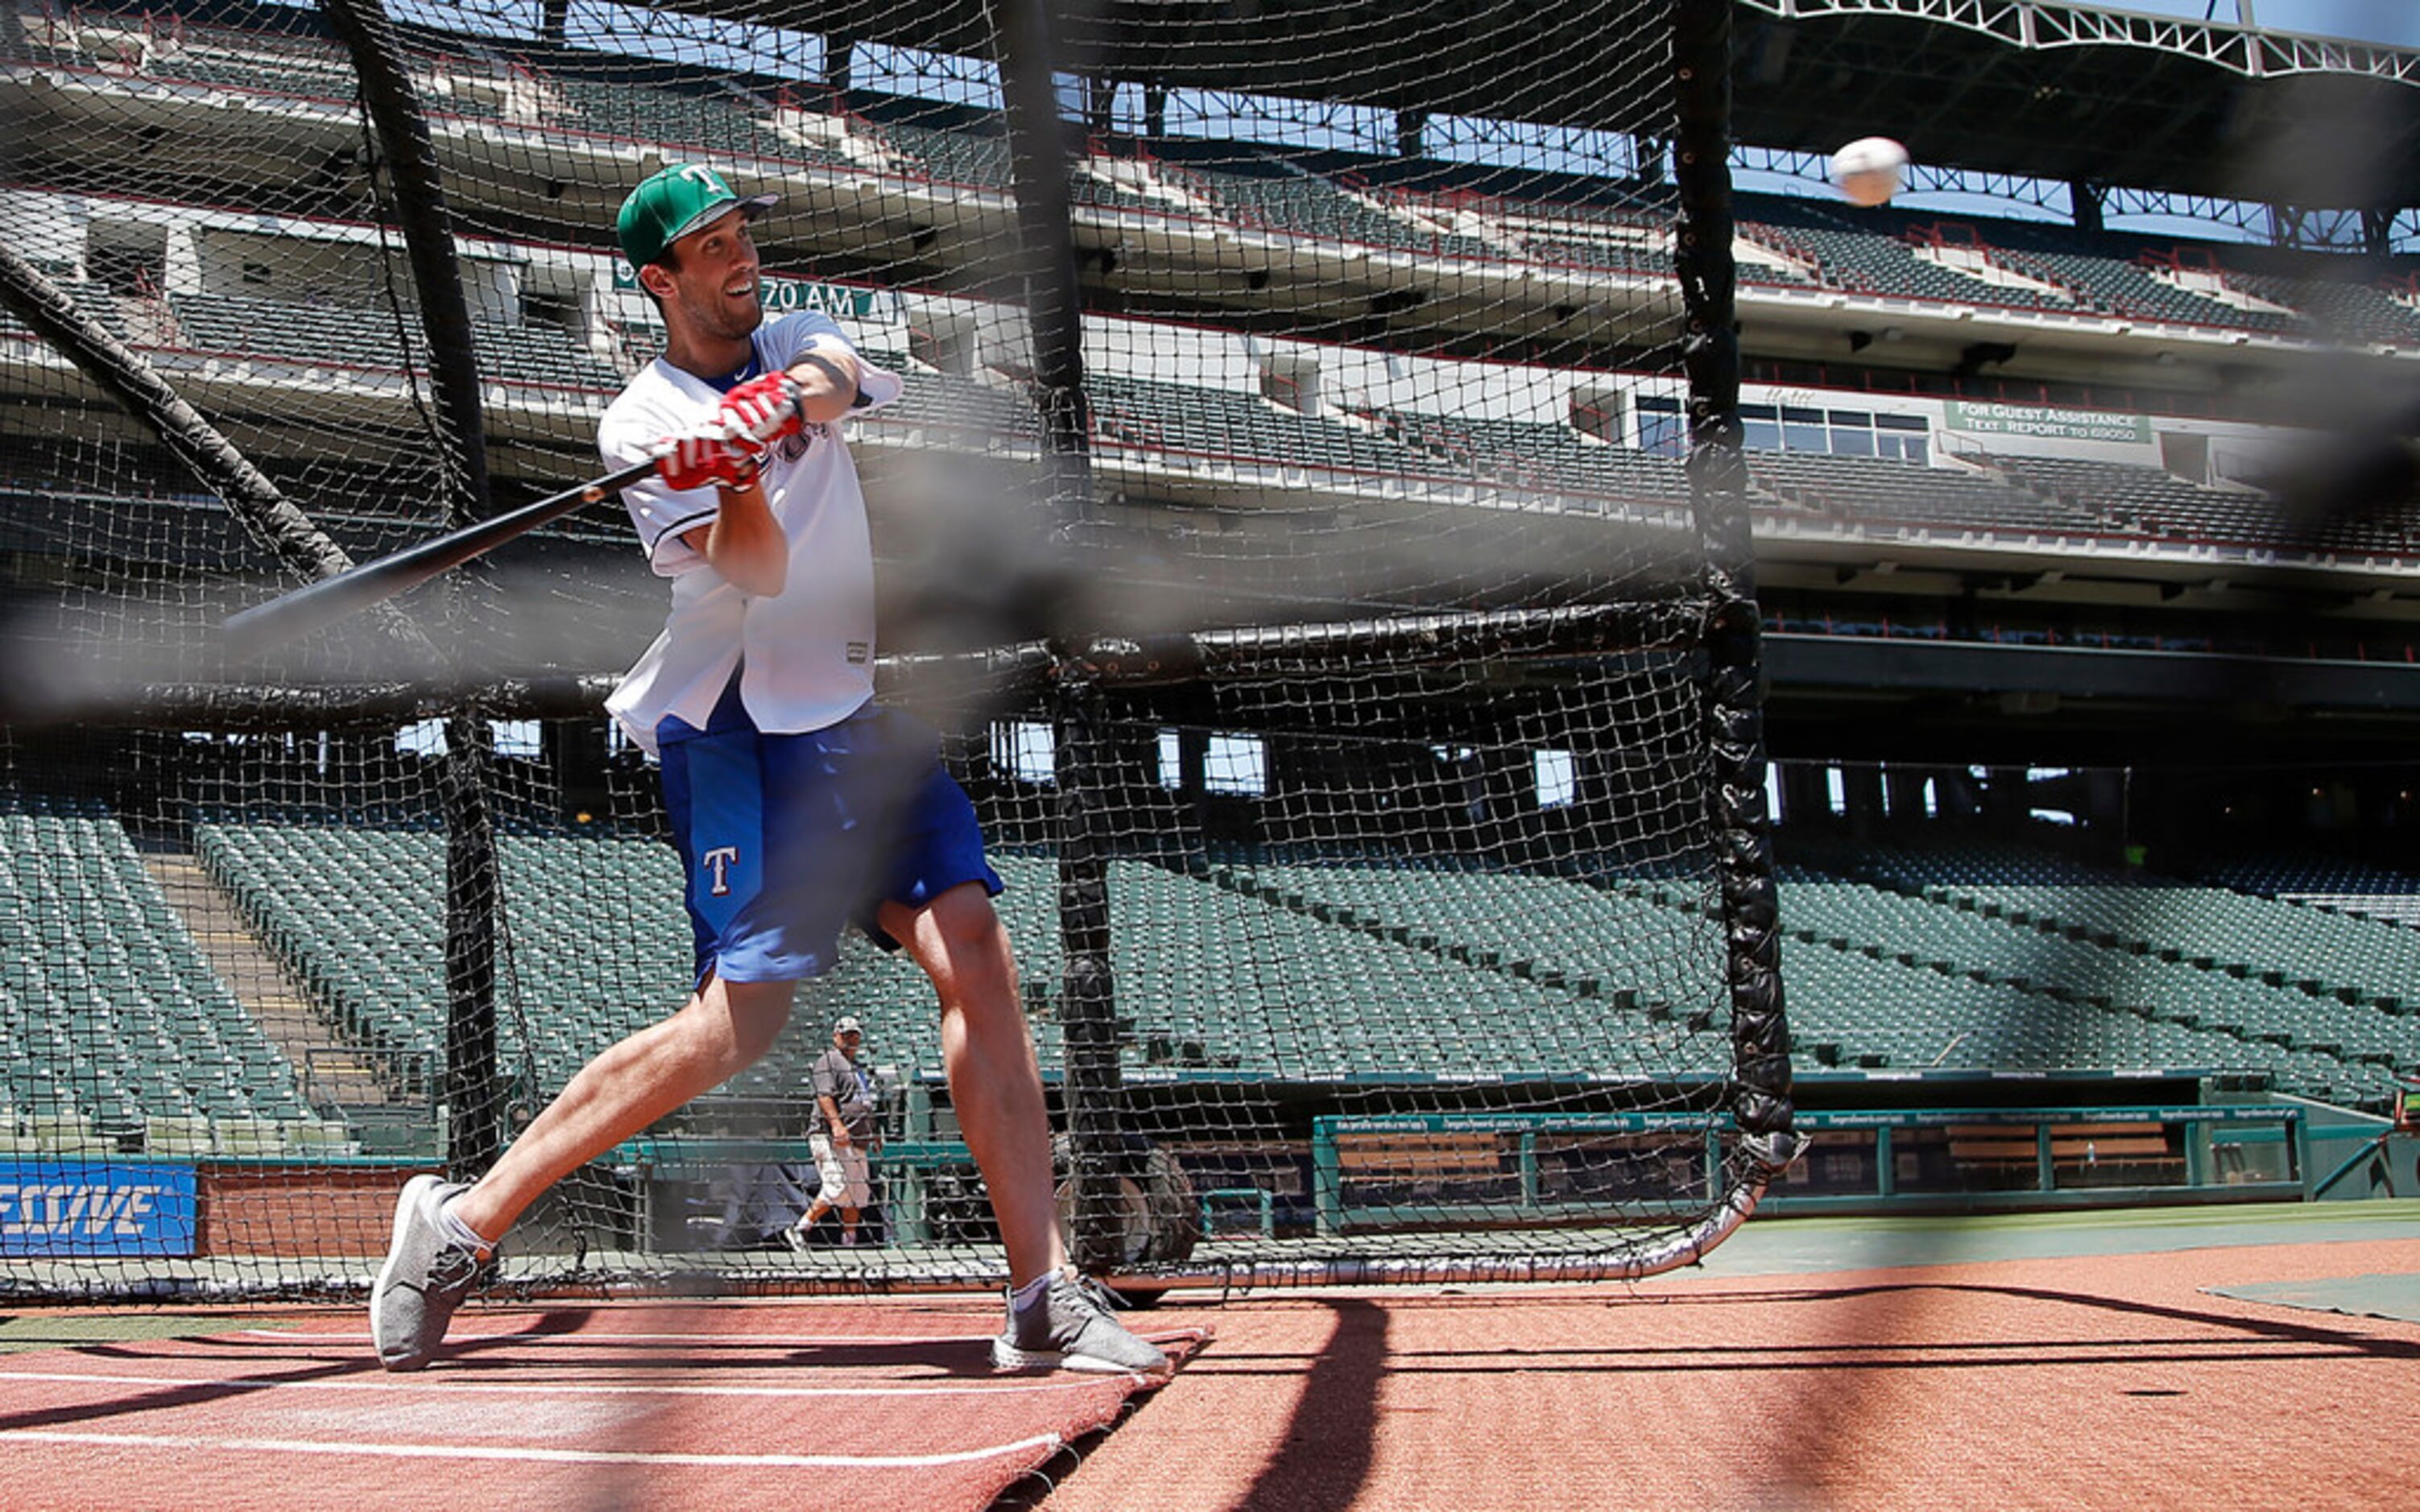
[1335,1131,1502,1186]
[1948,1122,2172,1167]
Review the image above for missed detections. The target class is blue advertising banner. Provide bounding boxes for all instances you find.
[0,1161,200,1258]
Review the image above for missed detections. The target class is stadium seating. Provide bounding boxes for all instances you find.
[876,120,1016,191]
[474,321,625,390]
[1491,199,1681,279]
[1735,201,2080,317]
[2233,271,2420,349]
[191,814,1067,1104]
[160,291,623,390]
[0,792,323,1151]
[1976,453,2413,554]
[137,24,362,101]
[549,76,789,160]
[1074,155,1210,218]
[179,812,1744,1089]
[1748,451,2104,534]
[0,282,128,345]
[1777,841,2410,1103]
[23,18,2414,543]
[23,11,2416,378]
[1166,149,1497,261]
[195,815,688,1101]
[1205,855,1731,1081]
[16,782,2407,1138]
[1996,244,2292,333]
[1371,411,1692,510]
[867,364,1044,450]
[2197,853,2420,928]
[1087,374,1429,480]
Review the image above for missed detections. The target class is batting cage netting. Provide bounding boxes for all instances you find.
[0,0,1793,1299]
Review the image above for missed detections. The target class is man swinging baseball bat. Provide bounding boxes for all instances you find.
[365,163,1167,1378]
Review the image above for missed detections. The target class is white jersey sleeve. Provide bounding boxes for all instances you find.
[760,312,907,417]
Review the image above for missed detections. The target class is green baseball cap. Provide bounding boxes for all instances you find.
[616,163,776,270]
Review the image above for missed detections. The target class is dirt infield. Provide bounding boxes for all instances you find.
[0,1299,1202,1512]
[2,1206,2411,1510]
[1036,1220,2418,1510]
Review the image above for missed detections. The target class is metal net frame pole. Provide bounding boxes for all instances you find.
[1673,0,1797,1168]
[988,0,1130,1268]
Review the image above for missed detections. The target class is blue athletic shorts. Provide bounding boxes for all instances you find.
[656,685,1004,989]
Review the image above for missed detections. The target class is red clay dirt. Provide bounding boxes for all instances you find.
[1036,1237,2418,1511]
[0,1296,1202,1512]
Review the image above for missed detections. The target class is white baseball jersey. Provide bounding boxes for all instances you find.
[599,312,904,754]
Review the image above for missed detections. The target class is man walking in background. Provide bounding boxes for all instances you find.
[367,163,1166,1378]
[784,1014,879,1250]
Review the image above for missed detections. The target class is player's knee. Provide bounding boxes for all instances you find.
[924,890,1016,979]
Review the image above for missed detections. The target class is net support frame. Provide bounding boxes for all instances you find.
[990,0,1131,1267]
[0,241,443,711]
[0,0,1805,1300]
[318,0,505,1175]
[1676,0,1798,1167]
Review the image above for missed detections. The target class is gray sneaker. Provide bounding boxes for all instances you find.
[992,1272,1170,1375]
[369,1174,485,1372]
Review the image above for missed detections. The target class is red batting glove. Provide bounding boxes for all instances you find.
[656,432,758,492]
[721,372,805,446]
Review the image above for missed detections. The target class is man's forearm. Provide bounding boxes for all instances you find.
[784,340,861,426]
[692,479,786,596]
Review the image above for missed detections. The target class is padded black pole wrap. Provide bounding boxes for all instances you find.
[318,0,494,532]
[321,0,503,1179]
[991,0,1127,1268]
[1673,0,1795,1148]
[0,244,358,597]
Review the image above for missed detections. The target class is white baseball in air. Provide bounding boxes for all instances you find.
[1830,136,1909,208]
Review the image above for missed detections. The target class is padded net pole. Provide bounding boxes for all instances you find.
[990,0,1127,1267]
[318,0,504,1175]
[1674,0,1796,1168]
[0,243,351,596]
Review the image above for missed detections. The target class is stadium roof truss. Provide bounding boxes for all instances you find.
[1735,0,2420,209]
[1747,0,2420,84]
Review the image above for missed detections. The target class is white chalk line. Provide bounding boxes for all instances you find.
[0,1426,1067,1469]
[0,1365,1134,1399]
[238,1328,993,1347]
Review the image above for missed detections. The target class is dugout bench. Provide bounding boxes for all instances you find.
[1308,1105,2312,1234]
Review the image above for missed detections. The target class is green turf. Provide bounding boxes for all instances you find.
[0,1312,301,1355]
[1692,1198,2420,1278]
[2209,1272,2420,1325]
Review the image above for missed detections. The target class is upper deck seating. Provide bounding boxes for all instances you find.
[1748,451,2101,533]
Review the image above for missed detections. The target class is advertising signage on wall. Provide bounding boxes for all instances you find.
[1942,402,2153,446]
[611,266,888,320]
[0,1161,199,1258]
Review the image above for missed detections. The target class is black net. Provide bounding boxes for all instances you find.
[0,0,1789,1299]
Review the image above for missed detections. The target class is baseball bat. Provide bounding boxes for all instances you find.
[221,455,659,660]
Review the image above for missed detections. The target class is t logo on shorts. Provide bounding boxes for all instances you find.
[701,845,742,896]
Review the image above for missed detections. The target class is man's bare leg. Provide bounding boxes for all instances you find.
[878,883,1065,1287]
[449,973,796,1243]
[372,973,796,1369]
[884,884,1169,1374]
